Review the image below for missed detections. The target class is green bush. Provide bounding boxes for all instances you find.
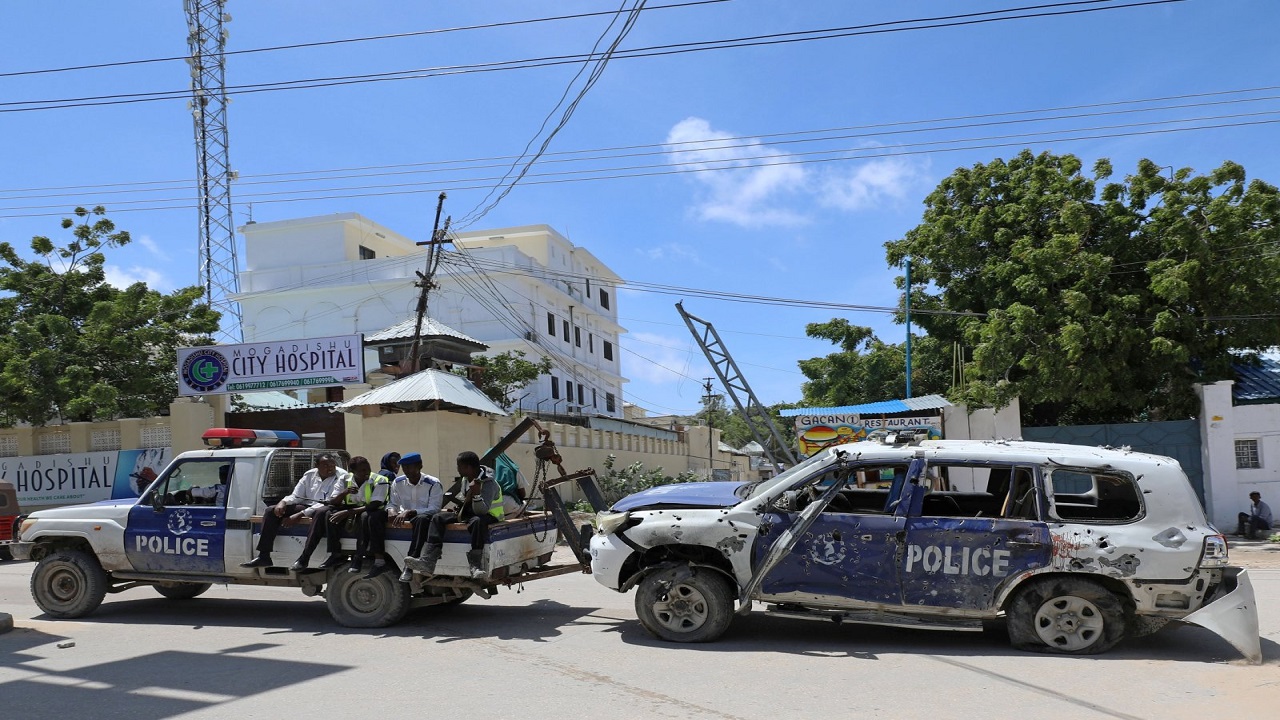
[596,454,700,506]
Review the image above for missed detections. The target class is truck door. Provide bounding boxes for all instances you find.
[125,458,231,575]
[898,463,1051,611]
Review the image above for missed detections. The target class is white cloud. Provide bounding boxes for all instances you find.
[666,117,809,228]
[818,155,927,212]
[136,234,168,260]
[641,242,704,265]
[104,264,171,291]
[622,331,710,386]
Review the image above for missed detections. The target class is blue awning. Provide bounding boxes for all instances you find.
[779,393,952,417]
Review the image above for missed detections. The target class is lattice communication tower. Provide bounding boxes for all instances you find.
[185,0,242,341]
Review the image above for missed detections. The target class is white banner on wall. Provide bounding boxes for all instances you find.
[177,334,364,396]
[2,448,172,509]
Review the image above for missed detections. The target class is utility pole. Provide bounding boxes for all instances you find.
[702,377,715,476]
[401,192,450,375]
[185,0,242,342]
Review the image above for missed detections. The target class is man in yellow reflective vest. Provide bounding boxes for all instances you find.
[325,456,392,578]
[405,451,503,580]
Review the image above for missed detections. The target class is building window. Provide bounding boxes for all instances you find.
[358,245,376,260]
[586,278,592,298]
[577,384,584,405]
[551,377,560,400]
[588,334,594,353]
[547,312,556,337]
[603,340,613,361]
[563,320,570,343]
[566,381,573,403]
[592,388,598,408]
[606,392,616,412]
[600,290,610,310]
[1236,439,1261,469]
[574,327,581,347]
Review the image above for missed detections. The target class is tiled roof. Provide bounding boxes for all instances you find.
[1234,357,1280,403]
[779,393,952,417]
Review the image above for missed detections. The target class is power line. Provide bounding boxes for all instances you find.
[3,112,1276,219]
[0,0,732,79]
[0,0,1185,114]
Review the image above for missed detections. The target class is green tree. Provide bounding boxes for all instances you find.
[798,319,951,406]
[469,350,553,410]
[0,207,220,425]
[884,151,1280,425]
[696,392,795,452]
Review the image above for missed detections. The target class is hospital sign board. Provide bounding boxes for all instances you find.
[177,334,364,396]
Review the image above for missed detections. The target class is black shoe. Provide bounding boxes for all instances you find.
[363,563,389,580]
[318,554,345,570]
[240,555,272,568]
[290,559,309,571]
[346,558,364,574]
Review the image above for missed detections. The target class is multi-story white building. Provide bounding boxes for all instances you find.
[235,213,627,417]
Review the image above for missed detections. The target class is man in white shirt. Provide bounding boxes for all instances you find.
[386,452,442,583]
[1238,491,1274,539]
[243,454,351,569]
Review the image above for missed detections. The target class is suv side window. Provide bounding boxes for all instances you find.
[914,463,1039,520]
[1047,469,1143,523]
[146,459,231,507]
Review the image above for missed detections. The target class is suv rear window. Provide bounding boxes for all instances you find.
[1047,469,1143,523]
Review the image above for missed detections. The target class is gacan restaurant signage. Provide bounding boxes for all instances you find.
[177,334,364,396]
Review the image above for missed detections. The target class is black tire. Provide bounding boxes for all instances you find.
[0,544,12,562]
[1007,577,1128,655]
[154,582,211,600]
[30,548,109,618]
[1129,615,1171,638]
[325,565,410,628]
[634,565,735,643]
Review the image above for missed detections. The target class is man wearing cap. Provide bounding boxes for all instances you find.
[405,450,503,580]
[386,452,443,583]
[243,454,351,569]
[1238,491,1274,539]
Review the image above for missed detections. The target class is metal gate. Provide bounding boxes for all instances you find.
[1021,420,1204,505]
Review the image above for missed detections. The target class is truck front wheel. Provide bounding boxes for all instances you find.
[634,565,734,643]
[155,582,211,600]
[325,565,410,628]
[31,548,108,618]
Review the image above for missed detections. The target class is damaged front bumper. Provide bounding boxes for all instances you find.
[1181,567,1262,664]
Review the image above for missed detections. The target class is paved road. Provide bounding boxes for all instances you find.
[1,558,1275,720]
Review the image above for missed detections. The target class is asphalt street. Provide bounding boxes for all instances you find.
[0,556,1275,720]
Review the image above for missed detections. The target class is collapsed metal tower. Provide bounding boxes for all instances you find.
[185,0,242,342]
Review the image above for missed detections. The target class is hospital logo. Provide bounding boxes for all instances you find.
[181,349,229,393]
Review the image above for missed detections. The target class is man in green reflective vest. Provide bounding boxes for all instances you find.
[325,456,392,578]
[405,450,503,580]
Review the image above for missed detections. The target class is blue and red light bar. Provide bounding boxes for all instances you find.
[202,428,301,448]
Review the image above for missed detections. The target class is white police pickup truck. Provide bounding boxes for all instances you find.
[10,428,566,628]
[590,435,1262,662]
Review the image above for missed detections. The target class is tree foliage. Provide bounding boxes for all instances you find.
[884,151,1280,425]
[696,392,795,452]
[0,207,220,425]
[595,453,700,505]
[798,319,952,407]
[470,350,553,410]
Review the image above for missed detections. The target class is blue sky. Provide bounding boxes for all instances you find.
[1,1,1277,416]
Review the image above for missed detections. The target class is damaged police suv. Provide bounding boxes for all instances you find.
[590,436,1260,662]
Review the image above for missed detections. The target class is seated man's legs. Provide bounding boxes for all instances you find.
[406,513,434,557]
[464,514,498,578]
[403,511,457,575]
[357,507,391,577]
[244,503,303,567]
[296,507,336,567]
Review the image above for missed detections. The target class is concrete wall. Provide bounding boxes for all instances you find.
[941,398,1023,441]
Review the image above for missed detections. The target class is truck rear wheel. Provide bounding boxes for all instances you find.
[31,548,108,618]
[634,565,734,643]
[154,582,211,600]
[326,565,410,628]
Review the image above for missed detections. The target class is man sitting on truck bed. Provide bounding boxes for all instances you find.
[405,451,503,580]
[331,456,392,578]
[243,453,351,569]
[387,452,443,583]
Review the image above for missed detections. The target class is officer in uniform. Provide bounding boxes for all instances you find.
[328,456,392,577]
[244,453,350,569]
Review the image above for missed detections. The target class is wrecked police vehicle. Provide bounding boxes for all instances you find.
[590,435,1261,662]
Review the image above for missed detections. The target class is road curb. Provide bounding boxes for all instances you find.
[0,612,12,634]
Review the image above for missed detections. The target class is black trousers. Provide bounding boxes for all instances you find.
[406,513,435,557]
[427,508,498,550]
[256,503,307,555]
[1238,512,1272,539]
[301,507,345,558]
[355,507,389,558]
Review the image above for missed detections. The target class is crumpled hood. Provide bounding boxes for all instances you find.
[611,481,746,511]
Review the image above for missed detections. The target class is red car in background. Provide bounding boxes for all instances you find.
[0,481,19,560]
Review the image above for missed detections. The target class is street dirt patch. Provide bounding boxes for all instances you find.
[1227,539,1280,570]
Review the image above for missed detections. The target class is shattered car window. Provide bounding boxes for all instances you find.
[1047,469,1144,523]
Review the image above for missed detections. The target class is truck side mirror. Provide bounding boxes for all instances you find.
[151,491,165,513]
